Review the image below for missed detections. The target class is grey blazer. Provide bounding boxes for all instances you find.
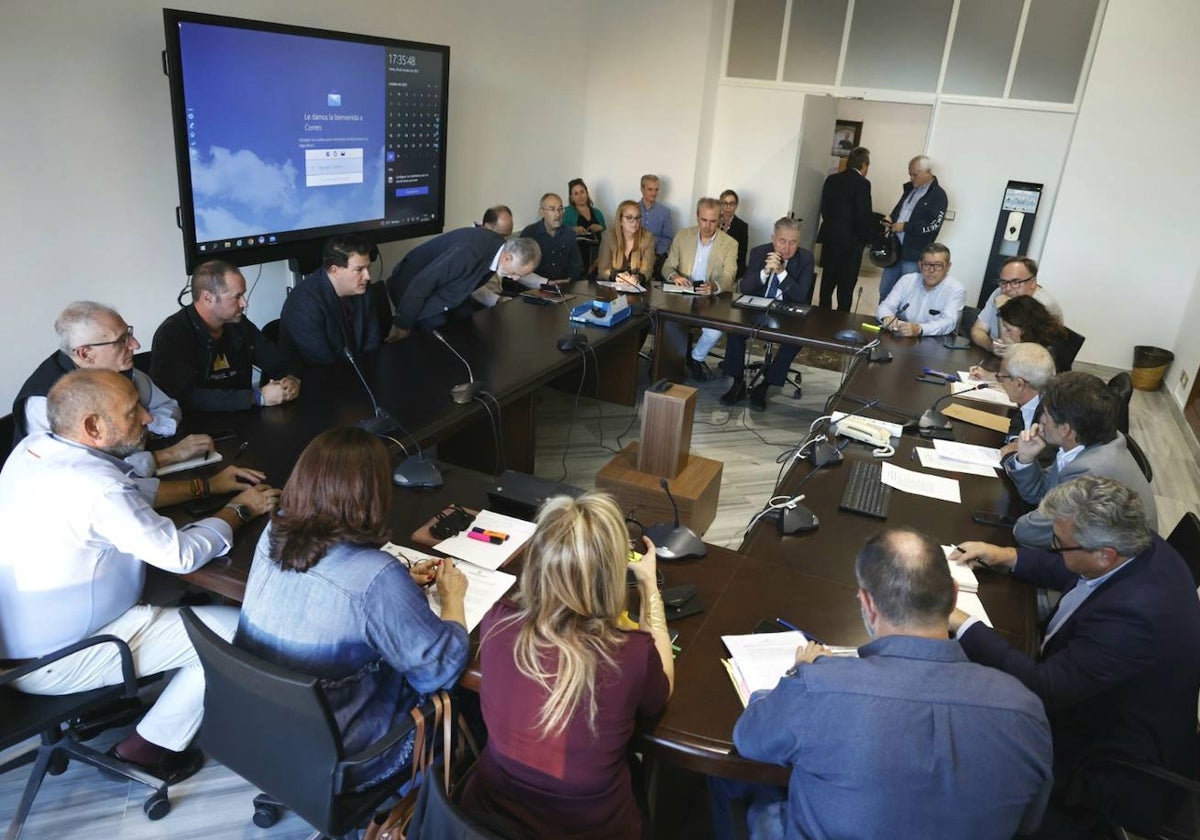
[1006,434,1157,547]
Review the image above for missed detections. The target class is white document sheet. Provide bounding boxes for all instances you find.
[380,543,517,633]
[880,462,962,504]
[952,379,1017,408]
[156,450,222,476]
[916,447,998,478]
[955,591,993,627]
[932,439,1004,470]
[433,510,537,571]
[941,545,980,593]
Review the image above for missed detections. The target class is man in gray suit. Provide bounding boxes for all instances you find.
[1004,371,1156,547]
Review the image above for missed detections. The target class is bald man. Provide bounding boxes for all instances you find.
[0,370,279,784]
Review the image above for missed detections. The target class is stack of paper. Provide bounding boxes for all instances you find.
[940,546,992,627]
[380,543,517,633]
[880,462,962,503]
[433,510,537,571]
[721,632,858,707]
[915,447,998,478]
[932,440,1003,470]
[156,450,222,476]
[952,375,1016,408]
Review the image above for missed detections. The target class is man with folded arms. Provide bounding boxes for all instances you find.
[952,477,1200,836]
[726,528,1053,840]
[1001,371,1156,547]
[0,370,279,783]
[720,217,815,410]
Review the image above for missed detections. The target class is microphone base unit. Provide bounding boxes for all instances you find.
[919,408,953,430]
[451,381,484,404]
[644,522,707,560]
[392,455,444,489]
[808,440,845,467]
[868,344,894,363]
[357,412,400,436]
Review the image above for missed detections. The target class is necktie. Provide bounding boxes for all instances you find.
[765,273,780,298]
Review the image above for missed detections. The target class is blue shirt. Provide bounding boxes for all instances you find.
[639,200,675,255]
[733,635,1053,840]
[876,272,967,336]
[237,528,470,788]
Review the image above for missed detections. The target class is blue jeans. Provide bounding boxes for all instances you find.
[878,259,918,303]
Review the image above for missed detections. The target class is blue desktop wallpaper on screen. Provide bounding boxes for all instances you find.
[179,23,385,242]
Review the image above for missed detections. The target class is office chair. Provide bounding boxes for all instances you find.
[407,759,523,840]
[1124,432,1153,483]
[1056,328,1086,371]
[0,413,13,465]
[132,350,153,375]
[0,635,170,839]
[180,607,431,840]
[261,319,281,343]
[958,305,980,338]
[1167,512,1200,587]
[1109,372,1134,434]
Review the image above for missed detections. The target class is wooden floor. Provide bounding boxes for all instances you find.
[4,276,1197,839]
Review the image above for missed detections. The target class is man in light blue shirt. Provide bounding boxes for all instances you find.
[638,174,675,280]
[876,242,965,337]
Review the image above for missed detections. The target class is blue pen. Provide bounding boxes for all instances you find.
[776,618,825,645]
[923,367,961,382]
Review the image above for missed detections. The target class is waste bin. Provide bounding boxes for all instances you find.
[1131,345,1174,391]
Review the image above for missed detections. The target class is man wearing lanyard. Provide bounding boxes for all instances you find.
[951,477,1200,836]
[878,155,948,302]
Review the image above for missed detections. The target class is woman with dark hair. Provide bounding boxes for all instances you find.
[564,178,606,236]
[997,295,1074,372]
[596,199,656,285]
[236,427,469,789]
[460,492,673,839]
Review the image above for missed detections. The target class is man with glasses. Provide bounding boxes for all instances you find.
[12,301,222,486]
[971,256,1063,354]
[152,260,299,412]
[1001,371,1156,548]
[717,189,749,277]
[518,193,583,283]
[950,477,1200,836]
[877,155,948,302]
[875,242,965,337]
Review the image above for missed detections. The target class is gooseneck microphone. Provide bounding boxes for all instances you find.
[920,383,988,429]
[644,478,706,560]
[880,301,910,332]
[343,347,399,434]
[431,329,484,404]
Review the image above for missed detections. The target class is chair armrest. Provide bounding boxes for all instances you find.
[1086,755,1200,795]
[0,635,137,696]
[338,704,431,769]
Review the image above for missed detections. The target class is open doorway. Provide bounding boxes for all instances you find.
[792,99,933,314]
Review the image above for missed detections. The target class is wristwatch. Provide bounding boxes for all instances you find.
[223,502,253,523]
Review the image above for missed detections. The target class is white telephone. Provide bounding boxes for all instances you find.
[833,417,893,448]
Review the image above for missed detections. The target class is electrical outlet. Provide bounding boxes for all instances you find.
[1180,369,1189,390]
[944,209,956,221]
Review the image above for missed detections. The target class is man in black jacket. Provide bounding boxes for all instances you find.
[718,189,749,278]
[279,234,382,368]
[878,155,948,301]
[151,260,299,412]
[816,147,874,311]
[721,217,815,410]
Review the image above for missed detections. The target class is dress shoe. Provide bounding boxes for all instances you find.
[749,382,770,411]
[720,379,747,406]
[686,358,712,382]
[107,745,206,785]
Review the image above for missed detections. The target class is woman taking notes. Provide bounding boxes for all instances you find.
[596,199,657,285]
[236,427,470,790]
[461,492,674,839]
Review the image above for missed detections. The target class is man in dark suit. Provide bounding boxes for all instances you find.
[951,476,1200,836]
[720,217,815,410]
[279,234,382,367]
[384,227,539,338]
[817,146,875,311]
[718,189,749,277]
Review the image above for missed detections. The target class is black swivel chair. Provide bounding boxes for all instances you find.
[1109,371,1134,434]
[261,318,281,344]
[1167,511,1200,587]
[0,636,170,839]
[1056,328,1086,371]
[958,305,980,338]
[1124,432,1154,483]
[179,607,429,839]
[0,413,14,465]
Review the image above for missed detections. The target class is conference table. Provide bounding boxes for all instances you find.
[171,279,1033,790]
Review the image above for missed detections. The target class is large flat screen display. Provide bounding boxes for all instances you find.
[163,9,449,271]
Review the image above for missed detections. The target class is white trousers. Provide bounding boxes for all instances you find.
[12,605,238,752]
[692,327,722,362]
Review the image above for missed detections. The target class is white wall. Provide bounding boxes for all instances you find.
[925,103,1075,308]
[834,100,932,216]
[1038,0,1200,380]
[704,84,811,247]
[793,95,839,251]
[0,0,589,408]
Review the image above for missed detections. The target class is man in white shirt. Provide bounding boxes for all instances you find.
[0,370,279,783]
[971,256,1064,354]
[876,242,965,337]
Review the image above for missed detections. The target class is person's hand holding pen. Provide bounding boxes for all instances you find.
[949,541,1017,572]
[407,557,442,587]
[433,559,469,630]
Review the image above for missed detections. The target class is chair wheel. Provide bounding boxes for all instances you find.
[47,753,69,776]
[144,791,171,820]
[791,387,803,399]
[253,803,282,828]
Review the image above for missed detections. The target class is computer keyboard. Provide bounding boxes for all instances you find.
[839,460,892,519]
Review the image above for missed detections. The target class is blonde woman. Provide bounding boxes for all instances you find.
[596,199,656,284]
[460,492,673,839]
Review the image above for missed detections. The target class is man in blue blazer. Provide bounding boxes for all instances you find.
[279,235,382,368]
[720,217,814,410]
[951,476,1200,836]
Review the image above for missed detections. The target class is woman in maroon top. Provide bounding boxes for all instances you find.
[460,492,674,839]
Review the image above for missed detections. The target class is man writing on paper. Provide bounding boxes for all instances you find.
[726,528,1052,840]
[1000,371,1156,547]
[951,477,1200,836]
[876,242,965,337]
